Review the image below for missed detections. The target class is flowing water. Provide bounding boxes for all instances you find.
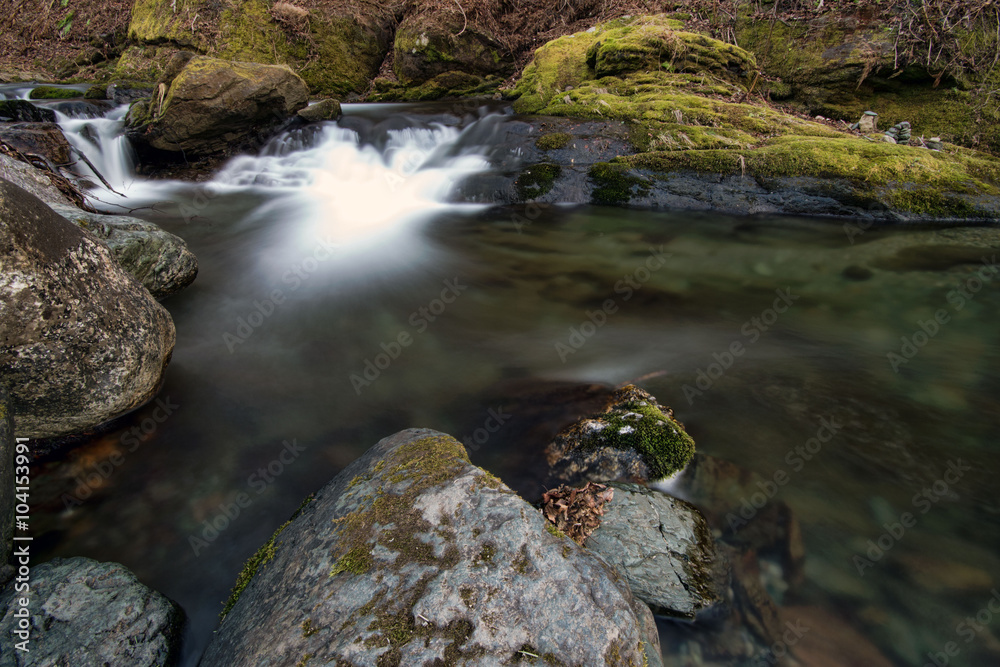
[14,93,1000,665]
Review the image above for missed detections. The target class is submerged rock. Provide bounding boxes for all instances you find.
[127,55,309,157]
[547,384,696,484]
[585,482,725,619]
[50,204,198,298]
[0,557,183,665]
[202,428,661,667]
[0,179,176,439]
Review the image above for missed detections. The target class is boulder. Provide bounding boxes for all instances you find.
[0,557,183,665]
[0,122,73,166]
[0,100,56,123]
[50,204,198,298]
[0,383,12,586]
[585,483,724,619]
[0,179,176,439]
[127,55,309,157]
[297,98,342,123]
[394,12,508,85]
[201,428,662,667]
[547,384,696,484]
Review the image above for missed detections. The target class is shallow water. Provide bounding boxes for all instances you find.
[22,101,1000,665]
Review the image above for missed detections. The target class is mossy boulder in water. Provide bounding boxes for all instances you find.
[547,384,696,484]
[201,428,662,667]
[126,55,309,157]
[27,86,79,100]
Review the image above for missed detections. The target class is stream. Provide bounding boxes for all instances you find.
[9,89,1000,665]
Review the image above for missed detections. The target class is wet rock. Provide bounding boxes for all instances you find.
[0,383,12,586]
[49,204,198,298]
[201,428,661,667]
[585,482,725,619]
[0,557,183,665]
[107,82,155,105]
[297,98,342,123]
[127,55,309,158]
[27,86,79,100]
[547,384,696,484]
[0,153,70,206]
[0,179,176,438]
[0,122,72,165]
[0,100,56,123]
[46,99,114,119]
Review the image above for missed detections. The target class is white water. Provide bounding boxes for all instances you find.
[55,104,137,201]
[55,103,496,250]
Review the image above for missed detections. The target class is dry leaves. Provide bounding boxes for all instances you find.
[541,482,614,546]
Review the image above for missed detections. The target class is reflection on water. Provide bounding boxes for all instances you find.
[25,105,1000,665]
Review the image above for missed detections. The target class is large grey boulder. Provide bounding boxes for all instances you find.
[0,557,183,666]
[0,383,12,586]
[50,204,198,298]
[202,428,662,667]
[127,55,310,157]
[586,483,725,619]
[0,179,176,439]
[0,155,199,298]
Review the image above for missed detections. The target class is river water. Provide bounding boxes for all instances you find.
[13,93,1000,665]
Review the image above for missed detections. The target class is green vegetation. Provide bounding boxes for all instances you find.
[535,132,573,150]
[594,398,696,479]
[28,86,78,99]
[517,163,562,200]
[588,163,650,206]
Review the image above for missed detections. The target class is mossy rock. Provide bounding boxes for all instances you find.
[535,132,573,150]
[28,86,79,100]
[622,135,1000,217]
[393,12,509,86]
[83,84,107,100]
[547,385,696,483]
[516,163,561,200]
[370,71,502,102]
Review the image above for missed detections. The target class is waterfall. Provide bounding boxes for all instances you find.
[55,104,137,202]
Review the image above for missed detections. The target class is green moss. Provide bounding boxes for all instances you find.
[594,399,696,478]
[295,654,313,667]
[28,86,78,99]
[330,544,374,577]
[370,71,501,102]
[535,132,573,150]
[128,0,208,48]
[301,618,319,637]
[300,16,390,96]
[84,85,106,100]
[544,523,566,539]
[624,135,1000,217]
[220,493,314,620]
[517,163,561,200]
[588,163,651,206]
[474,542,497,565]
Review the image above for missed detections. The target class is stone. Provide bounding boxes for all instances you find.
[201,428,662,667]
[394,12,508,85]
[0,100,56,123]
[127,55,309,157]
[50,204,198,298]
[858,110,878,133]
[0,383,12,587]
[0,557,183,665]
[107,82,155,105]
[297,98,342,123]
[585,483,724,619]
[547,384,696,484]
[0,179,176,438]
[0,122,73,166]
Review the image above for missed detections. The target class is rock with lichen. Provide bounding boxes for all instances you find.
[201,428,663,667]
[546,384,696,484]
